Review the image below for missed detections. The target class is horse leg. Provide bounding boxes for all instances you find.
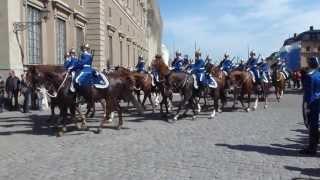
[210,89,219,119]
[147,93,155,113]
[141,92,148,110]
[253,93,259,111]
[246,93,251,112]
[116,104,123,130]
[173,97,186,121]
[154,93,160,107]
[232,89,238,109]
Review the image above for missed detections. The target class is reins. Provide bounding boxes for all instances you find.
[40,71,70,98]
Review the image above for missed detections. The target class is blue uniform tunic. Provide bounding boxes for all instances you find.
[136,61,146,73]
[302,69,320,150]
[220,59,233,73]
[172,57,184,72]
[76,51,93,86]
[191,58,206,84]
[247,57,259,81]
[64,56,80,71]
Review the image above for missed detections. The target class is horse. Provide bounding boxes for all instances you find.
[228,70,259,112]
[115,66,156,112]
[25,65,87,136]
[272,68,286,102]
[206,64,228,111]
[151,56,198,121]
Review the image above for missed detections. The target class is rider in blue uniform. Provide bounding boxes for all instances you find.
[237,58,246,70]
[191,50,216,88]
[300,56,320,156]
[171,51,184,72]
[276,58,289,79]
[259,57,271,83]
[64,48,80,92]
[219,53,233,75]
[75,44,94,87]
[136,55,146,73]
[246,51,260,83]
[183,55,190,67]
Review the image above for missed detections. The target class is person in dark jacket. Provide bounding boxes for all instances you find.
[20,73,31,113]
[5,70,20,111]
[300,56,320,156]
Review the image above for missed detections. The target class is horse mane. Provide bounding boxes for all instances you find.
[25,65,65,73]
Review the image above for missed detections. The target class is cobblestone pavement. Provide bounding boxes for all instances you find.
[0,90,319,180]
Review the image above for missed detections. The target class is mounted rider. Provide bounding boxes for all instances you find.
[276,58,290,79]
[64,48,80,92]
[183,55,190,67]
[191,50,217,89]
[75,44,109,89]
[136,55,147,73]
[219,53,234,75]
[258,57,271,83]
[171,51,184,72]
[246,51,260,83]
[237,58,246,71]
[151,54,161,86]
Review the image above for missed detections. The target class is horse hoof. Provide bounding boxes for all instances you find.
[62,127,67,132]
[107,119,113,123]
[96,128,101,134]
[192,116,197,121]
[57,131,64,137]
[245,108,250,112]
[116,126,122,130]
[173,115,179,121]
[264,105,268,109]
[218,109,222,113]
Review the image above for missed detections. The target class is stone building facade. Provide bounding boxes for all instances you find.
[0,0,162,76]
[283,26,320,68]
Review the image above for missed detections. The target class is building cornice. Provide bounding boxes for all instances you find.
[52,0,73,15]
[73,10,87,23]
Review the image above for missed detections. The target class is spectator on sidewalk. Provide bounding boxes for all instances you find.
[300,56,320,156]
[5,70,20,111]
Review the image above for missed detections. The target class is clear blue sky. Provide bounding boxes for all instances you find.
[158,0,320,62]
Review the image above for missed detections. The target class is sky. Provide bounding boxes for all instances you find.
[158,0,320,62]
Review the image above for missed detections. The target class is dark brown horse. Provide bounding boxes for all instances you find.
[115,66,156,112]
[26,65,87,136]
[206,64,228,111]
[27,65,143,134]
[151,56,197,121]
[228,70,259,112]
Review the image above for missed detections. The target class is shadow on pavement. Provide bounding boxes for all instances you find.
[285,166,320,178]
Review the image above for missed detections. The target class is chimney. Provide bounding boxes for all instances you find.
[294,33,297,37]
[310,26,314,31]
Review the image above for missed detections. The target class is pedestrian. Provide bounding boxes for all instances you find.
[5,70,20,111]
[300,56,320,156]
[20,73,31,113]
[0,74,5,113]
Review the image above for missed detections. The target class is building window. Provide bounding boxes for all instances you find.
[120,41,123,65]
[108,7,112,18]
[108,35,113,65]
[56,18,66,64]
[27,6,42,64]
[76,27,84,54]
[79,0,83,6]
[133,46,136,65]
[306,46,311,52]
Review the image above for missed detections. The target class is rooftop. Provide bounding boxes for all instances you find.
[283,26,320,46]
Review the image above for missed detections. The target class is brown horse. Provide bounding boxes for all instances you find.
[228,70,259,112]
[151,56,197,121]
[273,69,286,102]
[27,65,143,134]
[115,66,156,112]
[26,65,87,136]
[206,64,228,111]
